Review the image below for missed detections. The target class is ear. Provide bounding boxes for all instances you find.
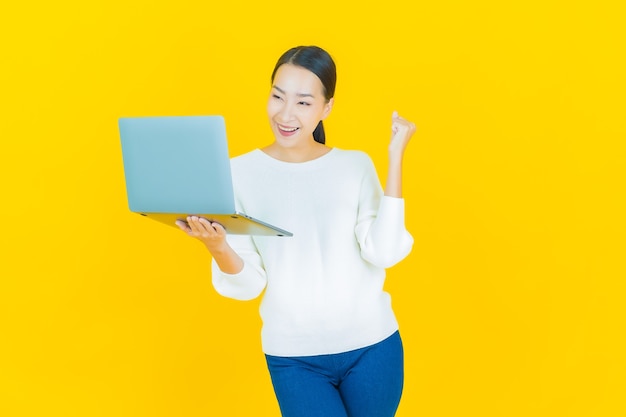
[321,97,334,120]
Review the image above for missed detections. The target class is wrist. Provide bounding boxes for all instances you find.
[388,152,404,165]
[204,240,229,255]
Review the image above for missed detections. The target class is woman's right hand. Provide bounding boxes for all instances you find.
[176,216,228,252]
[176,216,245,274]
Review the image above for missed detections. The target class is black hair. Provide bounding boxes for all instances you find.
[271,46,336,144]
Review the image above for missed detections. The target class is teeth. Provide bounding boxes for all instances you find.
[280,126,298,132]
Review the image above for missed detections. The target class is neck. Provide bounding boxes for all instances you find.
[262,142,331,163]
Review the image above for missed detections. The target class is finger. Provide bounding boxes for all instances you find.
[176,219,191,232]
[392,112,400,134]
[393,117,416,132]
[187,216,205,234]
[211,221,227,235]
[392,120,408,134]
[198,217,217,233]
[394,111,411,122]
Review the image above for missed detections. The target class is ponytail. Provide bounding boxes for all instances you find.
[313,121,325,144]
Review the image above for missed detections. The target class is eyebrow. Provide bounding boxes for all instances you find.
[272,85,315,99]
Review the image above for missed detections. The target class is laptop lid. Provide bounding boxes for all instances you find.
[118,115,292,236]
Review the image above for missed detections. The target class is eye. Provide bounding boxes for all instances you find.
[298,101,311,106]
[272,94,283,100]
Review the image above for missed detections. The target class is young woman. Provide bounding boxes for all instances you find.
[177,46,416,417]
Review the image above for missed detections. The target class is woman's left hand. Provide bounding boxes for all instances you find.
[389,111,417,159]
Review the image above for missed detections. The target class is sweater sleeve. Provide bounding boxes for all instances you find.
[354,156,414,268]
[211,234,268,301]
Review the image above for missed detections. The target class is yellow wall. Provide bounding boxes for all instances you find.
[1,1,625,416]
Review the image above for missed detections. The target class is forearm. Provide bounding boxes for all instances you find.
[208,243,244,274]
[211,246,267,301]
[385,110,415,197]
[384,155,403,198]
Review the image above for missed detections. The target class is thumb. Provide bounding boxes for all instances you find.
[391,111,400,135]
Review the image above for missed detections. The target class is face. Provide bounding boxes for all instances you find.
[267,64,333,148]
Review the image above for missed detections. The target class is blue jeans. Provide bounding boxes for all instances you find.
[265,331,404,417]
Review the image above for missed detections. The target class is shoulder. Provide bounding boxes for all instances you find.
[330,149,377,174]
[330,148,373,165]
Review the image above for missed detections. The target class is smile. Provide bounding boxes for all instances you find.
[278,125,299,132]
[277,124,300,137]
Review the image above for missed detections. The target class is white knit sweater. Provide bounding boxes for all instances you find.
[211,148,413,356]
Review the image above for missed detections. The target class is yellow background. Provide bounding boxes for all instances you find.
[1,1,625,416]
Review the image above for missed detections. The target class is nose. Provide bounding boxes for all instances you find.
[276,100,295,123]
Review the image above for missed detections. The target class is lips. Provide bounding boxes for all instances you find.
[277,124,300,137]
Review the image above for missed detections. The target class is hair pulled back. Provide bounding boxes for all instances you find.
[271,46,336,144]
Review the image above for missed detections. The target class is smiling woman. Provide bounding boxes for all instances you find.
[176,45,416,417]
[3,0,623,415]
[269,46,337,146]
[265,64,334,161]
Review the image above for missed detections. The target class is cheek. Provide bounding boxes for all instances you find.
[307,105,326,121]
[267,100,280,118]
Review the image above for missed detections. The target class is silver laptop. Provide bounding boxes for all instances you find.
[118,115,292,237]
